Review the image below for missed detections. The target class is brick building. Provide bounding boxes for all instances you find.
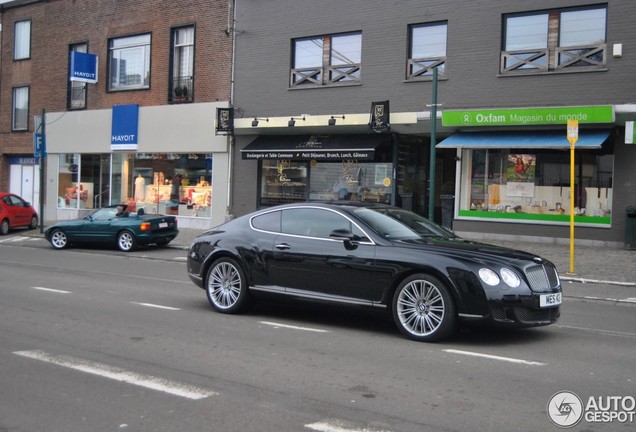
[0,0,234,228]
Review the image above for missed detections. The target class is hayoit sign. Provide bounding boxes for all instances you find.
[442,106,614,127]
[69,51,98,84]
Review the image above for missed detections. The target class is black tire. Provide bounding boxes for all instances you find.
[49,229,69,250]
[392,273,456,342]
[117,230,137,252]
[205,257,249,314]
[29,215,38,230]
[0,219,9,235]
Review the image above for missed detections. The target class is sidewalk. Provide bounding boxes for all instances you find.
[172,228,636,287]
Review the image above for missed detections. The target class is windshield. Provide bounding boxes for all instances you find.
[353,207,456,240]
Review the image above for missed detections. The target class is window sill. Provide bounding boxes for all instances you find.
[288,82,362,91]
[497,68,608,78]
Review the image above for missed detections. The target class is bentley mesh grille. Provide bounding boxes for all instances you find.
[525,264,559,293]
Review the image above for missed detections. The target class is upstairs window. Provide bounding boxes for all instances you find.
[407,22,447,80]
[12,87,29,131]
[501,5,607,74]
[291,32,361,87]
[68,43,88,110]
[170,26,195,103]
[14,20,31,60]
[108,34,151,91]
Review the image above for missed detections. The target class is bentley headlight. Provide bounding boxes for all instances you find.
[500,267,521,288]
[479,268,500,286]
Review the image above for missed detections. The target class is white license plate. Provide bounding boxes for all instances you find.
[540,292,562,307]
[159,222,168,228]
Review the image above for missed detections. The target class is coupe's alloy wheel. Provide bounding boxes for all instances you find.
[49,229,68,249]
[393,274,455,342]
[206,258,249,313]
[29,215,38,230]
[0,219,9,235]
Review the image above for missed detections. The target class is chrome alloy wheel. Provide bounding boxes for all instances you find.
[49,229,68,249]
[396,278,446,338]
[117,231,136,251]
[207,261,243,310]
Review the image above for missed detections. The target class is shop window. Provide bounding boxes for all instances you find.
[501,5,607,74]
[407,22,447,80]
[57,153,213,219]
[68,43,88,110]
[12,87,29,131]
[291,32,361,87]
[260,160,308,206]
[14,20,31,60]
[309,161,392,204]
[170,26,194,103]
[458,148,613,226]
[108,33,151,91]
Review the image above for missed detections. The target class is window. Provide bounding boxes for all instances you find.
[14,20,31,60]
[291,32,361,87]
[108,34,151,91]
[501,5,607,74]
[12,87,29,131]
[170,26,195,103]
[407,22,447,80]
[457,147,614,226]
[69,43,88,110]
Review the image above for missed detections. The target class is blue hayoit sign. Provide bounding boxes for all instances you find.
[70,51,98,84]
[111,104,139,151]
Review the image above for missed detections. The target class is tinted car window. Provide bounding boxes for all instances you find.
[282,208,352,238]
[354,207,455,240]
[252,210,281,232]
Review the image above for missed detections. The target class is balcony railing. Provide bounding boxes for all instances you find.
[407,56,447,80]
[501,43,605,74]
[169,75,194,103]
[290,63,361,87]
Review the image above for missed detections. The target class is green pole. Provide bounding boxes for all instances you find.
[39,108,45,234]
[428,68,438,221]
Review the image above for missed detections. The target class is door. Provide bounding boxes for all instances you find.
[268,207,380,303]
[10,163,39,214]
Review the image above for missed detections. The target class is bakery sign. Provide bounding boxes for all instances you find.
[241,135,376,161]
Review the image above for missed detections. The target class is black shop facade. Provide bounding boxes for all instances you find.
[241,134,400,208]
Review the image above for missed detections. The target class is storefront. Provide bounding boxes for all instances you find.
[437,105,633,246]
[241,134,397,207]
[44,102,230,229]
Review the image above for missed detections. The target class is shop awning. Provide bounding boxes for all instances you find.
[436,130,612,149]
[241,135,384,161]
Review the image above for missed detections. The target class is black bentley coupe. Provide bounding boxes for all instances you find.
[187,202,561,342]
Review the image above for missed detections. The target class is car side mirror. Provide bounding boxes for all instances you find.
[25,202,32,207]
[329,229,360,250]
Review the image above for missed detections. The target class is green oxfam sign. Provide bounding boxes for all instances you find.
[442,106,614,127]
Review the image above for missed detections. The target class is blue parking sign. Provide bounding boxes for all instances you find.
[34,133,46,157]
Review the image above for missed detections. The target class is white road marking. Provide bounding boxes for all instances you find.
[305,420,391,432]
[173,256,188,261]
[13,350,217,400]
[260,321,330,333]
[443,349,545,366]
[32,286,71,294]
[131,302,180,311]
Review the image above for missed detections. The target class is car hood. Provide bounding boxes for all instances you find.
[393,237,544,263]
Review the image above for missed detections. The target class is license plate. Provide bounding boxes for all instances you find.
[540,292,562,307]
[159,222,168,228]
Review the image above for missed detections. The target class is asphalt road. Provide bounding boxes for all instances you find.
[1,236,635,432]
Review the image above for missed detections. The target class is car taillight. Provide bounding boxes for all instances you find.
[140,222,151,231]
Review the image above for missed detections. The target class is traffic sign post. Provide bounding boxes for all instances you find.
[567,120,579,274]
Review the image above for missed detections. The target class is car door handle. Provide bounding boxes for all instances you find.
[275,243,290,250]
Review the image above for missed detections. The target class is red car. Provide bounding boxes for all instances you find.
[0,192,39,235]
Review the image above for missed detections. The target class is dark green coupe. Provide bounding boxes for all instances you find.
[45,205,179,252]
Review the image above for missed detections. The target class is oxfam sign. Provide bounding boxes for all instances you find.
[442,106,614,127]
